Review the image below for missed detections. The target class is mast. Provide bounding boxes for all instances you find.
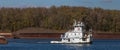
[73,19,77,27]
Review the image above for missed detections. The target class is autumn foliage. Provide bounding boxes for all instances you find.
[0,6,120,32]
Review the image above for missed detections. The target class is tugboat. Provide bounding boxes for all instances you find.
[50,20,92,43]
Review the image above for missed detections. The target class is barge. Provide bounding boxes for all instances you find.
[0,36,7,44]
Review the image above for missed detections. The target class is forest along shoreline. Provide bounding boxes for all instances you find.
[0,6,120,39]
[0,6,120,33]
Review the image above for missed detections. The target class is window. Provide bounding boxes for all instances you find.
[75,33,76,35]
[69,33,71,35]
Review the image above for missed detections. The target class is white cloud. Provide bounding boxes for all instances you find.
[102,0,112,3]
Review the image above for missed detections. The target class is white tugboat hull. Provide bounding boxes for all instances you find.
[50,41,92,44]
[50,21,92,44]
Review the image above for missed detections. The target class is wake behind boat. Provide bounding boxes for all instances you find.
[51,20,92,44]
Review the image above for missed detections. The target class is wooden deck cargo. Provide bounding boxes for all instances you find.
[13,28,120,39]
[0,33,13,38]
[14,32,120,39]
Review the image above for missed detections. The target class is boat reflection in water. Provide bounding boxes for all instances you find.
[62,43,91,47]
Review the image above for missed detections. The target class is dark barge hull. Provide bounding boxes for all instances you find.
[0,38,8,44]
[15,32,120,39]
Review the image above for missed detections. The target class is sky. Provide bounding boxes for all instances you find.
[0,0,120,10]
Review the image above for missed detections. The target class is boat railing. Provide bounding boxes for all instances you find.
[61,36,83,39]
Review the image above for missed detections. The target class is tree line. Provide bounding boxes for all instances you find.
[0,6,120,32]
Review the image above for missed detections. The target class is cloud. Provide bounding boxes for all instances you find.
[83,1,93,4]
[82,0,93,4]
[101,0,112,3]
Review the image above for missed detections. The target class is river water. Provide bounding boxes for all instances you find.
[0,39,120,50]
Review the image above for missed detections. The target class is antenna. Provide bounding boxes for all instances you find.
[73,19,77,26]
